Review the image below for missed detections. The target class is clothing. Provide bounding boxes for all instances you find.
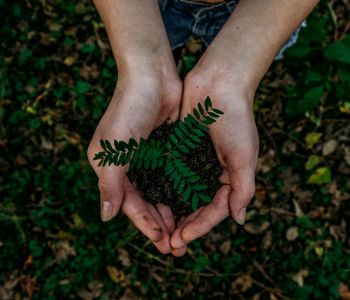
[159,0,305,59]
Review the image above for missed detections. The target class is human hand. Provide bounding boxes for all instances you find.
[170,62,259,254]
[87,63,183,254]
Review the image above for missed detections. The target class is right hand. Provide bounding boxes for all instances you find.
[87,63,183,254]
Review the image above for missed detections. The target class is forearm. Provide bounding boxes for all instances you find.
[93,0,174,74]
[197,0,319,92]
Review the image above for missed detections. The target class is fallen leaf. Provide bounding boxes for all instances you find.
[305,155,320,170]
[305,132,322,149]
[307,167,332,185]
[340,282,350,300]
[292,269,308,287]
[219,241,231,255]
[106,265,125,284]
[244,221,270,235]
[286,227,298,241]
[231,275,253,292]
[322,139,338,156]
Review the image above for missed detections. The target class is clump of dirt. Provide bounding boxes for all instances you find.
[127,122,223,216]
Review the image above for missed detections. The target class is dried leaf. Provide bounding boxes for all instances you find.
[231,275,253,292]
[322,139,338,156]
[286,227,299,241]
[106,265,125,284]
[219,241,231,255]
[244,221,270,234]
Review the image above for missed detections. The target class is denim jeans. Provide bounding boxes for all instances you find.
[159,0,305,59]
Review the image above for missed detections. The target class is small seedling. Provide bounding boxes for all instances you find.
[93,96,224,210]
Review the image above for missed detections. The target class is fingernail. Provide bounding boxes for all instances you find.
[237,207,246,225]
[101,201,113,222]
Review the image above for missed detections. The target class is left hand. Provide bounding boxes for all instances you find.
[170,56,259,254]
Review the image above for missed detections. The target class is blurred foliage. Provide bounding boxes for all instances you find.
[1,0,350,299]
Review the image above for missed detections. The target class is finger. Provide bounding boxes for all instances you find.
[170,206,205,249]
[146,203,172,254]
[98,166,126,222]
[171,245,187,257]
[122,180,163,243]
[228,167,256,225]
[156,204,176,234]
[180,185,231,243]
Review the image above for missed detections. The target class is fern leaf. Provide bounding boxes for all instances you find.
[198,102,204,115]
[204,96,212,111]
[192,193,199,210]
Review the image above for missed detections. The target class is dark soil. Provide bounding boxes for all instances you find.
[127,122,223,216]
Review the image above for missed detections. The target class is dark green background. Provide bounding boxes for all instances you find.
[1,0,349,299]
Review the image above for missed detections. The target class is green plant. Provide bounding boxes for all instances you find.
[93,96,224,210]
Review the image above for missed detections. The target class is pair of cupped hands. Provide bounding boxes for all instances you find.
[87,54,259,256]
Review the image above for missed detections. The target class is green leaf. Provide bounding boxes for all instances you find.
[124,150,132,163]
[139,146,147,158]
[178,122,188,134]
[305,132,322,149]
[204,96,212,111]
[128,138,138,149]
[104,140,115,153]
[184,139,196,149]
[305,155,320,170]
[117,152,125,165]
[188,175,200,183]
[307,167,331,185]
[119,141,128,151]
[183,186,191,202]
[324,35,350,64]
[201,116,215,125]
[136,158,143,169]
[100,140,107,151]
[193,129,205,137]
[194,120,209,132]
[179,145,189,154]
[158,157,164,168]
[192,193,199,210]
[174,127,184,139]
[188,133,201,143]
[170,134,178,145]
[213,108,224,115]
[173,175,181,189]
[193,184,208,191]
[198,194,212,202]
[144,159,150,170]
[198,102,204,115]
[169,170,178,182]
[193,108,200,119]
[208,111,219,119]
[178,180,186,194]
[151,158,157,170]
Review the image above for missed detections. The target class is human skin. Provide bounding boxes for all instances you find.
[87,0,184,254]
[170,0,319,254]
[88,0,319,256]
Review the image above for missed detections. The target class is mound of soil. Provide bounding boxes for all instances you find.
[127,122,223,216]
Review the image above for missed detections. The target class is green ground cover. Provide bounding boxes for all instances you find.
[1,0,349,299]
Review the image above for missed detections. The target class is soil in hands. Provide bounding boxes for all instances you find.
[127,122,223,216]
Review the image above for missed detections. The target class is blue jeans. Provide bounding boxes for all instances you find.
[159,0,305,59]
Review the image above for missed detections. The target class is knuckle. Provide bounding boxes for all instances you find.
[98,179,114,197]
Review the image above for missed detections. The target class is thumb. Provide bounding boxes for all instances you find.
[228,167,256,225]
[98,166,126,222]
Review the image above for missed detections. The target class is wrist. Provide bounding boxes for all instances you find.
[186,61,256,108]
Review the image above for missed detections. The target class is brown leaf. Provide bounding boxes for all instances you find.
[322,139,338,156]
[244,221,270,235]
[118,248,131,268]
[286,227,298,241]
[106,266,125,284]
[231,275,253,292]
[219,241,231,255]
[340,282,350,300]
[292,269,308,287]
